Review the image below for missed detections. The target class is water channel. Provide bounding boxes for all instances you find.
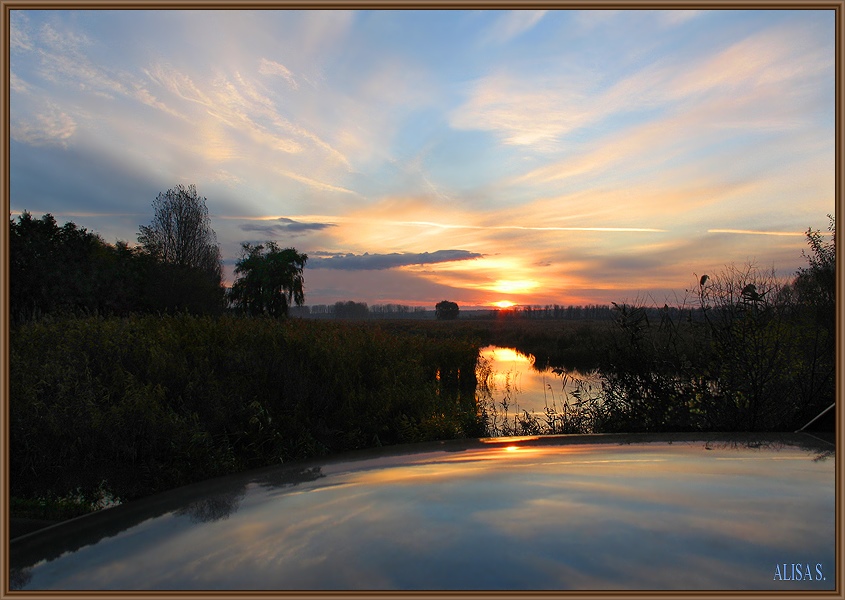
[477,345,602,436]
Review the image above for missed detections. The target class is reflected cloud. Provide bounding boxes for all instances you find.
[11,440,834,590]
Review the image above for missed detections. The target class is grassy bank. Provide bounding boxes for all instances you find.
[11,314,483,507]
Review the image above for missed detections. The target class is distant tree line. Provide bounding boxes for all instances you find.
[501,304,615,321]
[291,303,429,319]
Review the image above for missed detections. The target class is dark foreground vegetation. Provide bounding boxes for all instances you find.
[11,315,481,507]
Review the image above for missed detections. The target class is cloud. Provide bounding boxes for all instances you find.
[483,10,547,44]
[240,217,337,236]
[258,58,298,89]
[658,10,706,27]
[574,10,620,29]
[452,21,830,158]
[707,229,805,237]
[11,103,77,147]
[10,12,33,51]
[450,70,596,152]
[308,249,484,271]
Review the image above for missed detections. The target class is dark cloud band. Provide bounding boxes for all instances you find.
[240,217,336,236]
[308,249,483,271]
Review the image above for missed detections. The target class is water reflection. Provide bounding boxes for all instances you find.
[478,345,602,436]
[8,464,327,587]
[10,437,834,590]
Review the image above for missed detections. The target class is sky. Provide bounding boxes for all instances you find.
[8,9,836,309]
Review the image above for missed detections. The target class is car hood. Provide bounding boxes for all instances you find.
[8,432,836,591]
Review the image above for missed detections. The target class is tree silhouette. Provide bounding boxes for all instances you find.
[138,184,222,278]
[138,185,225,314]
[9,212,140,320]
[229,242,307,317]
[435,300,459,320]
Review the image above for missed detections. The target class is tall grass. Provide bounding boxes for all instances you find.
[10,314,484,505]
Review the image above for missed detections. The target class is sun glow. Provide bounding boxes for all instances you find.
[490,279,539,294]
[493,300,516,308]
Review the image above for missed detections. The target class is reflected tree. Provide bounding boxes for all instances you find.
[176,487,247,523]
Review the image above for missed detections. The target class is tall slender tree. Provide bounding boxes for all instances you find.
[138,184,225,313]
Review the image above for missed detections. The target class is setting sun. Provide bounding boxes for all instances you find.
[493,300,515,309]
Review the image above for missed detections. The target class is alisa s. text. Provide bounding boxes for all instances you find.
[773,563,824,581]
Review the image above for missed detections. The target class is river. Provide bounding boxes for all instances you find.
[477,345,602,436]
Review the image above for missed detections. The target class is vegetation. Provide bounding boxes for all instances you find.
[229,242,307,317]
[137,184,222,278]
[137,184,225,314]
[10,189,227,323]
[10,212,146,322]
[333,300,370,319]
[10,315,483,505]
[435,300,460,320]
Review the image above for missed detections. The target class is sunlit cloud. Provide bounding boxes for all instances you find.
[274,168,358,195]
[708,229,806,237]
[11,106,77,147]
[258,58,298,89]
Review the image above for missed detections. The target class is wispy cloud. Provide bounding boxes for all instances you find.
[258,58,298,89]
[657,10,706,27]
[708,229,805,237]
[453,21,829,159]
[482,10,547,44]
[10,11,33,51]
[450,70,596,152]
[11,101,77,147]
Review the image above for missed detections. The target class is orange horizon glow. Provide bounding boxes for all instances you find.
[493,300,516,308]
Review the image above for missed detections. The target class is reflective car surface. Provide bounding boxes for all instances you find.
[9,433,836,591]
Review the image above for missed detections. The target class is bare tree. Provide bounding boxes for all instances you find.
[138,184,222,282]
[138,184,224,314]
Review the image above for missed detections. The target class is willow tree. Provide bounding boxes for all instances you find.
[229,242,307,317]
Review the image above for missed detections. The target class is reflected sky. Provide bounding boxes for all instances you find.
[479,345,599,416]
[12,438,834,590]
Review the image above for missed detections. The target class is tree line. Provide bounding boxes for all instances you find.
[10,184,308,324]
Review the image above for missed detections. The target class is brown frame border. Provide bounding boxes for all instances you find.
[0,2,842,599]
